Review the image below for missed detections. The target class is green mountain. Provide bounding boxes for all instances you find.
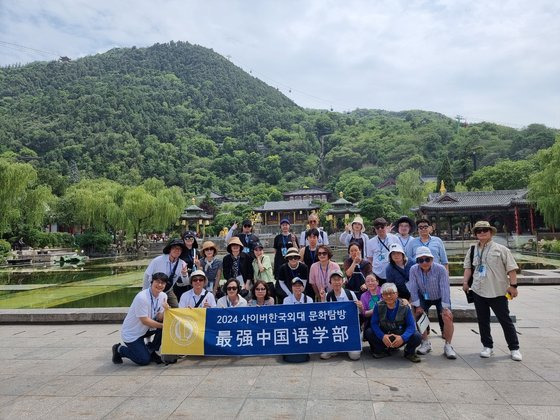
[0,41,557,199]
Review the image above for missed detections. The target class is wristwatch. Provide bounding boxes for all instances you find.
[509,284,518,288]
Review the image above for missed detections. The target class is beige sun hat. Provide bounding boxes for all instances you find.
[471,221,497,234]
[350,216,365,232]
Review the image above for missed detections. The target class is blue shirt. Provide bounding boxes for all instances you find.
[409,236,448,265]
[370,299,416,341]
[385,260,415,292]
[407,262,451,308]
[397,234,415,260]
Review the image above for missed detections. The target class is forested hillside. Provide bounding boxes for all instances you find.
[0,41,557,201]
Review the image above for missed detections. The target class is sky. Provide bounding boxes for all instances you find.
[1,0,559,128]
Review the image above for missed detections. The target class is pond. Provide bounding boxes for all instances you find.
[1,252,559,309]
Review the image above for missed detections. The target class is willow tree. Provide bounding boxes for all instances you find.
[123,178,185,249]
[0,157,54,236]
[529,136,560,230]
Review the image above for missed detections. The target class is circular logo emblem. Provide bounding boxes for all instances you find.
[169,315,198,346]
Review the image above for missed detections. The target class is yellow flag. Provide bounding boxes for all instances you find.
[161,308,207,355]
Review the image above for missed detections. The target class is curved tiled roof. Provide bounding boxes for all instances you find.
[420,189,529,210]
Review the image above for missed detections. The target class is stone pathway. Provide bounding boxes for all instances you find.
[1,287,560,419]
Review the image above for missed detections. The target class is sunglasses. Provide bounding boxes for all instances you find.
[255,287,267,291]
[287,256,300,260]
[309,220,318,223]
[191,277,205,283]
[417,225,430,230]
[317,251,328,256]
[475,228,491,233]
[374,225,386,230]
[226,286,238,291]
[416,257,432,263]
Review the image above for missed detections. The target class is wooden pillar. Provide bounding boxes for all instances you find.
[448,216,454,240]
[264,212,267,225]
[530,206,535,234]
[514,206,520,234]
[293,211,296,225]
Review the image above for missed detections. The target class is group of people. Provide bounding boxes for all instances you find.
[113,216,522,367]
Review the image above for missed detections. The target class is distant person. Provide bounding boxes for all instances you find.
[225,219,259,261]
[143,238,188,308]
[367,217,399,285]
[339,216,369,258]
[273,219,299,278]
[463,221,522,361]
[112,272,169,365]
[409,218,448,271]
[299,213,328,247]
[344,243,373,298]
[393,216,416,260]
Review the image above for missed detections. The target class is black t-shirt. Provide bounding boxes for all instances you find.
[273,233,299,276]
[276,261,313,300]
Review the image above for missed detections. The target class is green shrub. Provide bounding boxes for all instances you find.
[0,239,11,263]
[75,231,112,254]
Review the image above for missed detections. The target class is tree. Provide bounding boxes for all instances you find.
[436,155,455,192]
[465,159,537,191]
[359,191,400,227]
[396,169,424,216]
[529,136,560,228]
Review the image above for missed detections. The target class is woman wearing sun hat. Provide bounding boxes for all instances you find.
[178,270,217,308]
[222,237,253,299]
[275,247,309,301]
[195,241,222,295]
[339,215,369,258]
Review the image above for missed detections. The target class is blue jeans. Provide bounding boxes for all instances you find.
[119,329,161,365]
[364,328,422,356]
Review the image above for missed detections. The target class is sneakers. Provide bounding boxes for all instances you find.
[444,343,457,359]
[480,347,494,358]
[320,352,334,360]
[405,353,421,363]
[371,351,390,359]
[510,349,523,361]
[112,343,123,364]
[416,340,432,355]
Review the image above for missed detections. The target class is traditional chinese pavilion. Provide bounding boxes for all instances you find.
[254,200,320,226]
[282,188,332,203]
[325,192,361,231]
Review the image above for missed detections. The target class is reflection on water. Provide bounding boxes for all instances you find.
[52,287,141,308]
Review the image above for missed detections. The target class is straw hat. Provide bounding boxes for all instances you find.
[227,236,244,253]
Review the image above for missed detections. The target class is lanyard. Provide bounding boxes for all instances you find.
[476,245,487,265]
[319,263,329,287]
[398,236,410,248]
[308,248,317,264]
[282,234,290,248]
[149,290,159,319]
[378,237,390,252]
[421,271,429,292]
[420,236,431,247]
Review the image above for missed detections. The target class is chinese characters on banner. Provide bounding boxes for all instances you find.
[161,302,361,356]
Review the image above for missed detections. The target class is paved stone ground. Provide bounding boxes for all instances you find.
[1,286,560,419]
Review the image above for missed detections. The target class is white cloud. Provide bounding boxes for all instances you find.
[1,0,558,127]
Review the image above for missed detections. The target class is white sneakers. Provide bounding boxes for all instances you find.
[444,343,457,359]
[320,352,334,360]
[510,349,523,361]
[480,347,494,358]
[417,340,432,355]
[479,347,522,361]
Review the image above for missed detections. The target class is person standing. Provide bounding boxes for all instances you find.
[409,218,449,271]
[180,231,200,275]
[195,241,222,295]
[142,238,188,308]
[299,228,320,269]
[462,221,522,361]
[339,216,369,258]
[393,216,416,260]
[273,219,299,278]
[252,242,275,298]
[222,237,253,298]
[344,243,373,298]
[225,220,260,261]
[367,217,399,285]
[276,247,309,301]
[299,213,328,247]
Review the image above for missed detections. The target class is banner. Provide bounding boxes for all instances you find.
[161,302,361,356]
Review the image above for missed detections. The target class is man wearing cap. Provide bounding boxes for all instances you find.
[225,220,260,261]
[367,217,399,285]
[407,246,457,359]
[178,270,216,308]
[340,215,369,258]
[283,277,313,304]
[276,247,309,301]
[180,231,200,275]
[320,270,363,360]
[143,238,189,308]
[112,272,169,365]
[299,213,329,248]
[393,216,416,260]
[273,219,299,278]
[463,221,522,361]
[409,218,449,271]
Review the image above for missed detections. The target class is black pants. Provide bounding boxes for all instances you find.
[364,327,422,356]
[473,292,519,351]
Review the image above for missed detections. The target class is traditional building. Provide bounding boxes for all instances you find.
[282,188,332,203]
[325,193,361,231]
[179,199,214,236]
[254,199,320,227]
[417,189,542,239]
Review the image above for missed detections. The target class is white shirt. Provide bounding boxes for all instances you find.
[366,233,399,277]
[178,289,217,308]
[283,294,313,304]
[299,229,329,247]
[217,295,248,308]
[142,254,188,290]
[331,289,357,302]
[121,289,167,343]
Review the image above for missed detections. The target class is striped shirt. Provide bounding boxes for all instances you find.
[407,262,451,308]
